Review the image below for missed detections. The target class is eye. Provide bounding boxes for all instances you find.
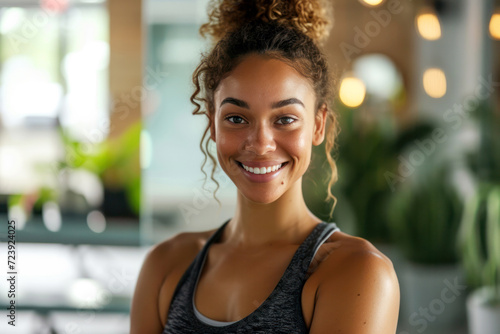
[225,115,247,124]
[276,116,297,125]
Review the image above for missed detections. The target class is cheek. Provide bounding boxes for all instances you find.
[216,131,238,156]
[282,130,312,161]
[217,133,227,146]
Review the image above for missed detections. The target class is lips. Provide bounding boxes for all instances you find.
[236,161,289,177]
[240,162,283,174]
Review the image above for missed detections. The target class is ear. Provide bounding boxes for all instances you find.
[312,104,327,146]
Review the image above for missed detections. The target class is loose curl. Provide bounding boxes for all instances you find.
[192,0,339,216]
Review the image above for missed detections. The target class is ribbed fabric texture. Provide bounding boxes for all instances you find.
[163,219,339,334]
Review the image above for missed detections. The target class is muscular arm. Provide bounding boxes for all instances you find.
[130,242,171,334]
[309,238,400,334]
[130,232,207,333]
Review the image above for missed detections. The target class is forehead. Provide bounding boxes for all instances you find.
[214,55,316,109]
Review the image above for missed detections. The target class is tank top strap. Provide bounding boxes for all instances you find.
[277,222,339,293]
[166,218,231,307]
[190,218,230,277]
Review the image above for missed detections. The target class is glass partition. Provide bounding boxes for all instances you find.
[141,0,236,246]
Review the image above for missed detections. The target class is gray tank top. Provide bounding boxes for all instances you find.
[163,219,339,333]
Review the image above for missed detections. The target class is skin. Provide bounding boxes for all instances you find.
[130,54,400,333]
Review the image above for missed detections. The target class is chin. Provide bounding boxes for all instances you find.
[238,189,284,205]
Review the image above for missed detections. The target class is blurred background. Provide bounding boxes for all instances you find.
[0,0,499,333]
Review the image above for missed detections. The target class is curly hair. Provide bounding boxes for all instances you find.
[200,0,333,45]
[192,0,339,216]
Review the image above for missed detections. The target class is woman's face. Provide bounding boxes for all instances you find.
[211,54,327,204]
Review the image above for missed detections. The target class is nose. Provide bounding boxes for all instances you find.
[243,123,276,155]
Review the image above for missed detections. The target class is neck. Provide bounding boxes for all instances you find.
[221,180,320,248]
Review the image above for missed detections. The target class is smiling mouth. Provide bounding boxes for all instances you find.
[236,161,288,175]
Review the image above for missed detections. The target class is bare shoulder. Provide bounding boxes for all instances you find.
[315,230,399,297]
[137,229,211,282]
[148,228,215,268]
[308,231,400,334]
[130,228,216,334]
[313,230,395,275]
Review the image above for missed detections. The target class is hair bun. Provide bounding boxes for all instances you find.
[200,0,333,45]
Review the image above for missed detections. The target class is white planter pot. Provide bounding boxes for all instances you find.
[399,262,466,332]
[466,287,500,334]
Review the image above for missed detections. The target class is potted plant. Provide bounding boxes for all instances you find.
[7,120,142,230]
[58,121,141,218]
[387,163,466,331]
[458,184,500,334]
[457,97,500,334]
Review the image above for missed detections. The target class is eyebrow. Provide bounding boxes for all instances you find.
[219,97,305,110]
[271,98,305,109]
[220,97,249,109]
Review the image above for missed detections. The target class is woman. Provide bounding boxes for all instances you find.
[131,1,400,333]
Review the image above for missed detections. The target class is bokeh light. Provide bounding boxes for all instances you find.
[416,8,441,40]
[339,76,367,108]
[490,12,500,40]
[359,0,385,7]
[423,68,447,98]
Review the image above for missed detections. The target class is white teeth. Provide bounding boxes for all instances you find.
[241,163,284,175]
